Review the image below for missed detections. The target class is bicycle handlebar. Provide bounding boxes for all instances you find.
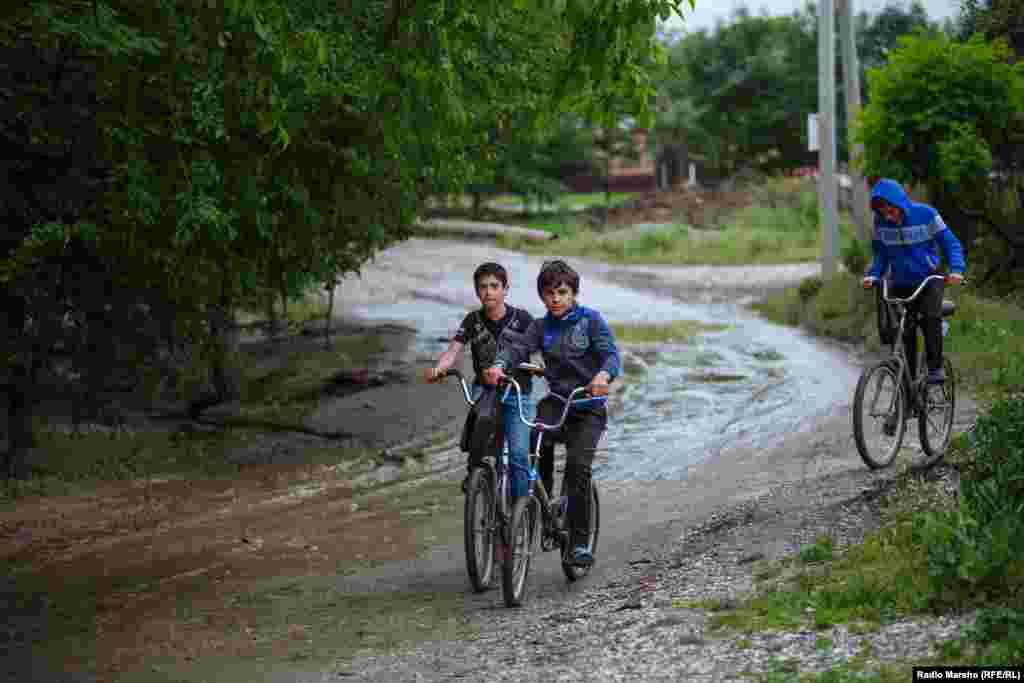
[437,364,606,431]
[499,375,606,433]
[881,274,959,305]
[440,368,476,406]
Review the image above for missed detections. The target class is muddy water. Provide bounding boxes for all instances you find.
[333,239,859,481]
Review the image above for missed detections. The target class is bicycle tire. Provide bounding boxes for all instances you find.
[917,357,956,468]
[562,482,600,582]
[464,466,496,593]
[502,494,540,607]
[853,360,905,469]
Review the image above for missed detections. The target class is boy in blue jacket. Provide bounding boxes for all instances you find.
[861,179,965,387]
[482,260,620,567]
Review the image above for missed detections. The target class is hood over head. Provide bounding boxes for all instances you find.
[871,179,913,217]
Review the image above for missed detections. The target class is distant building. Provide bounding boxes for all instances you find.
[563,126,657,194]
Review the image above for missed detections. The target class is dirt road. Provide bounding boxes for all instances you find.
[0,236,975,682]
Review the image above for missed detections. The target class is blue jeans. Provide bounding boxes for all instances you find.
[472,385,535,500]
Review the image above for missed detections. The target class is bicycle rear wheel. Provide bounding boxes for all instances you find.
[917,357,956,468]
[503,494,541,607]
[464,466,496,593]
[562,482,600,582]
[853,361,906,469]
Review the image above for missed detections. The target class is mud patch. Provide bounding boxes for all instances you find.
[0,463,461,681]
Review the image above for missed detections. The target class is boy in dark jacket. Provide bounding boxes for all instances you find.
[483,260,620,567]
[426,262,536,499]
[861,179,965,389]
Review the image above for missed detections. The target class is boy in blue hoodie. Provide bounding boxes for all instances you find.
[482,260,620,567]
[861,179,966,387]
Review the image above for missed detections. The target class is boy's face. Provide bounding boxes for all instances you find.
[875,200,903,225]
[541,282,576,318]
[476,274,508,312]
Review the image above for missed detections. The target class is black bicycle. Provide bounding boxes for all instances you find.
[498,366,603,608]
[852,274,958,470]
[439,368,518,593]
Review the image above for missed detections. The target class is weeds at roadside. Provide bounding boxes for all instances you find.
[497,187,859,266]
[798,536,835,564]
[758,657,909,682]
[610,320,730,345]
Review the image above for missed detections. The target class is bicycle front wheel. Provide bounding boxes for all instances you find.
[464,467,496,593]
[502,494,541,607]
[917,357,956,468]
[562,482,600,582]
[853,361,905,469]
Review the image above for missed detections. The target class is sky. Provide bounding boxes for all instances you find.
[661,0,960,34]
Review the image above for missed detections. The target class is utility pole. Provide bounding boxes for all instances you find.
[818,0,839,277]
[838,0,870,242]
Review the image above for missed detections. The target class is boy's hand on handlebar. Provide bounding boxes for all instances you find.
[424,366,444,383]
[482,366,505,386]
[587,371,610,397]
[862,276,876,290]
[945,273,964,286]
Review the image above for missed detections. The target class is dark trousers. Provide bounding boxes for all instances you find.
[532,396,606,544]
[892,278,944,380]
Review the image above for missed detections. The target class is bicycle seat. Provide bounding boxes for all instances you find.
[941,300,956,317]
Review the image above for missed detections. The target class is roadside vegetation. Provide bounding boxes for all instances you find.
[723,264,1024,677]
[0,292,375,504]
[497,182,859,266]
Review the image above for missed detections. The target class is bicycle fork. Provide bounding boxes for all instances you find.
[529,430,569,553]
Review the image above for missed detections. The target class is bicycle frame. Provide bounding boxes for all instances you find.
[444,369,515,520]
[498,373,606,544]
[879,274,946,403]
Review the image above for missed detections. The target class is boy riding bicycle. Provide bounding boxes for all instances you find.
[861,179,965,397]
[483,260,620,567]
[425,262,536,501]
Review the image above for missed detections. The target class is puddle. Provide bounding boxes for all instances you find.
[336,241,859,481]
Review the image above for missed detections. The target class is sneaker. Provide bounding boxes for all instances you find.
[926,367,946,385]
[569,545,594,567]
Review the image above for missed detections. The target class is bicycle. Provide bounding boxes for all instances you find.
[439,367,519,593]
[497,365,604,608]
[852,273,959,470]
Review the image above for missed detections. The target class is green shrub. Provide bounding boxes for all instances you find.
[809,274,876,341]
[916,396,1024,601]
[798,276,824,302]
[799,536,835,564]
[962,396,1024,488]
[841,238,871,276]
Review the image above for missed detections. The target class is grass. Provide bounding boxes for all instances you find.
[703,477,952,633]
[229,331,387,430]
[481,191,638,212]
[753,272,1024,398]
[716,271,1024,675]
[428,191,639,216]
[499,190,860,266]
[23,477,469,682]
[610,320,731,344]
[129,479,467,682]
[3,288,389,502]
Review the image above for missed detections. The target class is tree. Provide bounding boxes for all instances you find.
[1,0,696,476]
[956,0,1024,58]
[855,32,1024,274]
[653,9,819,178]
[855,1,937,72]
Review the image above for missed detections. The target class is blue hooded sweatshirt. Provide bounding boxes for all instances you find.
[867,179,965,287]
[494,304,620,402]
